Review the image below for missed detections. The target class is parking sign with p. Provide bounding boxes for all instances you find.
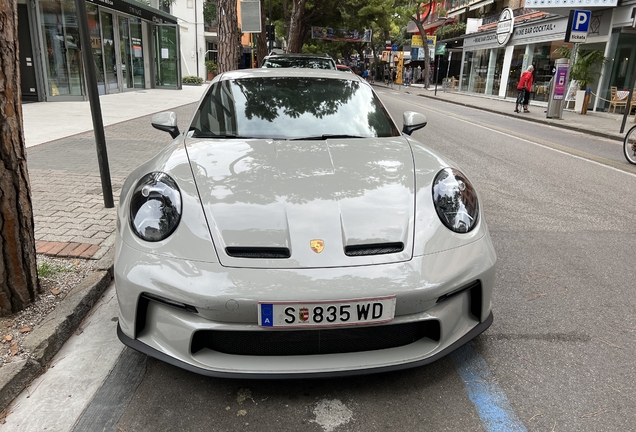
[565,10,592,43]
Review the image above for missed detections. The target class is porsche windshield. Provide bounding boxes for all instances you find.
[190,77,400,140]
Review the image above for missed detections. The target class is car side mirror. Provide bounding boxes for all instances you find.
[151,112,180,139]
[402,111,427,136]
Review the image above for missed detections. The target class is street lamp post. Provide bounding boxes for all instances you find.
[434,17,451,96]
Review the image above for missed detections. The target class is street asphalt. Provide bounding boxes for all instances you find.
[1,80,634,414]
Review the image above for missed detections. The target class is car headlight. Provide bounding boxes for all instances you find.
[129,172,182,242]
[432,168,479,233]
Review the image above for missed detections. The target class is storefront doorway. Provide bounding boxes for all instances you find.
[155,25,179,87]
[100,10,118,93]
[33,0,178,100]
[38,0,84,99]
[117,16,145,90]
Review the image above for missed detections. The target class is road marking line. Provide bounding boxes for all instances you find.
[450,342,527,432]
[381,93,636,178]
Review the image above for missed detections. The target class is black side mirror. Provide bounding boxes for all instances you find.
[402,111,427,136]
[151,112,180,139]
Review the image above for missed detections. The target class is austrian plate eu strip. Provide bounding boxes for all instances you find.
[258,296,397,328]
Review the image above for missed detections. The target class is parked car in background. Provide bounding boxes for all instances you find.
[261,53,336,70]
[115,68,496,378]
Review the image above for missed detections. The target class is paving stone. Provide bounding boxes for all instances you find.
[69,236,101,245]
[46,242,69,255]
[36,241,57,254]
[26,103,197,265]
[58,242,81,256]
[80,245,100,258]
[70,243,91,256]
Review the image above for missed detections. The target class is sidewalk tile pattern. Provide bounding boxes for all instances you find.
[27,103,197,260]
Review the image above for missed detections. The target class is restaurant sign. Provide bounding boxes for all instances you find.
[496,8,514,45]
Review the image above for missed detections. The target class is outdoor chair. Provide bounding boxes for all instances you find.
[609,86,628,113]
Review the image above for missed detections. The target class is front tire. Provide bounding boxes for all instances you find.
[624,125,636,165]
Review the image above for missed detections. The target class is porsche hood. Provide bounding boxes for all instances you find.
[186,137,419,268]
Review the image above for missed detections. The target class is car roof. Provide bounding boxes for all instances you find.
[216,68,363,82]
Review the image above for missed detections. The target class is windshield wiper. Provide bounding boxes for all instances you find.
[193,132,256,139]
[290,134,365,141]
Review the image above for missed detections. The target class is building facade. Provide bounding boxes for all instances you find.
[18,0,181,102]
[425,0,636,112]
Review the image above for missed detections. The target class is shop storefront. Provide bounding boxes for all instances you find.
[21,0,180,102]
[595,5,636,112]
[461,14,574,101]
[460,9,614,108]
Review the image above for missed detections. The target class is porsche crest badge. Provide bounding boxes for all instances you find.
[310,239,324,253]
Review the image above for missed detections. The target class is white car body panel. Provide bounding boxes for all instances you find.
[114,68,496,377]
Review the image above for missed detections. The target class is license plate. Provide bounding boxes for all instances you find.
[258,296,396,328]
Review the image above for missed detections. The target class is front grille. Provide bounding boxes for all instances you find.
[344,242,404,257]
[191,321,440,356]
[226,247,291,259]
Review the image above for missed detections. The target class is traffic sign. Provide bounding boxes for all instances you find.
[565,10,592,43]
[391,44,398,52]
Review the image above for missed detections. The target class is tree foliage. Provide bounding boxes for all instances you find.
[215,0,399,71]
[554,46,607,90]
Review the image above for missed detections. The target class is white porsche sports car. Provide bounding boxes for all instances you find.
[115,68,496,378]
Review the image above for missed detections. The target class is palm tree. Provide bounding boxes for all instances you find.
[554,46,606,90]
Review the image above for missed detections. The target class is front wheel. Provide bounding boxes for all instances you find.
[624,125,636,165]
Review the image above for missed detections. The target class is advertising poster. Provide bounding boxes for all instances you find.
[553,64,568,100]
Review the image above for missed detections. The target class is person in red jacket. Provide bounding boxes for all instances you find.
[514,65,535,113]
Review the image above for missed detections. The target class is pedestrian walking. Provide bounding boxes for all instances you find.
[391,68,397,87]
[514,65,534,113]
[384,68,389,85]
[404,67,411,87]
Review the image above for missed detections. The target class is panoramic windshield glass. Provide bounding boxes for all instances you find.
[190,77,400,140]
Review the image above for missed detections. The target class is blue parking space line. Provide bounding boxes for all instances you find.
[450,342,527,432]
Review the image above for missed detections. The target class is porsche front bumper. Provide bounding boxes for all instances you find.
[115,234,496,378]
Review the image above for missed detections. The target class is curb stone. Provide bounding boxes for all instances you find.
[0,257,114,414]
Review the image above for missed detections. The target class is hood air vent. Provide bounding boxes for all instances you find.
[226,247,291,259]
[344,242,404,257]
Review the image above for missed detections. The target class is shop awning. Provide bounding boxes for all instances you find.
[422,17,456,31]
[468,0,494,11]
[447,8,467,18]
[87,0,178,25]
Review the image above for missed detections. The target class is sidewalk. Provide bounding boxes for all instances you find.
[1,85,208,413]
[1,81,631,413]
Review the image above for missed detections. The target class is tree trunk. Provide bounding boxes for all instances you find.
[217,0,239,73]
[286,0,306,53]
[256,0,267,66]
[0,0,39,316]
[412,17,431,88]
[411,1,433,88]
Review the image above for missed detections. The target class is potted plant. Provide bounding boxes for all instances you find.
[554,46,606,114]
[205,60,218,81]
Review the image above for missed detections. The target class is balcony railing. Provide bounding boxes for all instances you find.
[204,21,218,33]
